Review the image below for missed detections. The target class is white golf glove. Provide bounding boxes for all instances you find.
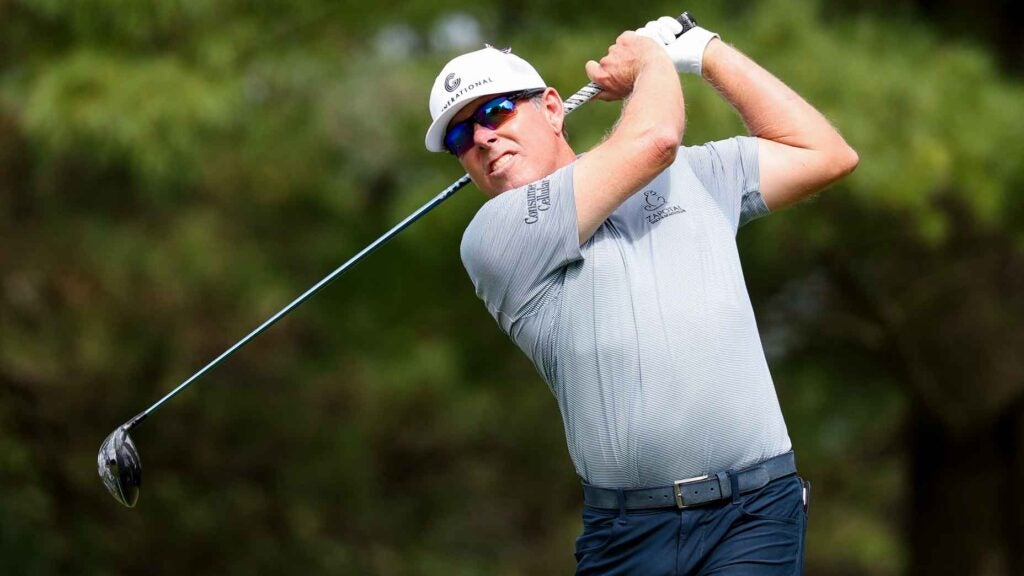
[635,16,719,76]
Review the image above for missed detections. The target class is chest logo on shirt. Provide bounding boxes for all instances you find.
[523,179,552,224]
[643,190,666,211]
[642,190,685,224]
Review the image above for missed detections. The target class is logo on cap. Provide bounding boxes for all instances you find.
[444,73,461,93]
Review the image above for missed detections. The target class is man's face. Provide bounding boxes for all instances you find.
[448,89,565,197]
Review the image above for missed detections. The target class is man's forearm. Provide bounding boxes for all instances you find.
[702,39,839,150]
[701,39,858,208]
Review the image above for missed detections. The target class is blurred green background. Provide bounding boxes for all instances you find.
[2,0,1022,574]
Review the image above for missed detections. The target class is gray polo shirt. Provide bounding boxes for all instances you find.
[461,136,792,488]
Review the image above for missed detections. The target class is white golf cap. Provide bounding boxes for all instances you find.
[425,46,546,153]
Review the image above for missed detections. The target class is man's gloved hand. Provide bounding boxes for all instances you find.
[635,16,719,76]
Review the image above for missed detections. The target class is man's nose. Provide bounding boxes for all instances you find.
[472,122,499,147]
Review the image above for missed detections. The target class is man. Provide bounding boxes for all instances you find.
[424,15,857,576]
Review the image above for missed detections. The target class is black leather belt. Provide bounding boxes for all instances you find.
[582,451,797,511]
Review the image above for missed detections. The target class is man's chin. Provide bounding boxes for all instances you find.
[474,164,542,197]
[475,176,519,198]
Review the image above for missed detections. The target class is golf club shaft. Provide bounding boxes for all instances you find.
[125,12,697,431]
[126,176,468,429]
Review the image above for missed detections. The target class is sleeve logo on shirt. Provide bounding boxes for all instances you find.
[524,179,551,224]
[642,189,685,224]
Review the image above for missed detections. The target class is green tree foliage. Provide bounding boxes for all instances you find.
[1,0,1022,574]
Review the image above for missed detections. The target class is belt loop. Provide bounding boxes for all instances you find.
[716,470,731,499]
[728,470,741,504]
[616,489,627,517]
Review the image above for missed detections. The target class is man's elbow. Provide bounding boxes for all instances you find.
[821,140,859,186]
[643,127,682,172]
[836,142,859,178]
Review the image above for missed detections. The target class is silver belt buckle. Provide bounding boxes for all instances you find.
[673,474,710,509]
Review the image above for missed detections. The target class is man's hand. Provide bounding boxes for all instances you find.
[584,31,669,101]
[636,16,719,76]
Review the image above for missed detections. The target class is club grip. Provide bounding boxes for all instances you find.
[676,12,698,36]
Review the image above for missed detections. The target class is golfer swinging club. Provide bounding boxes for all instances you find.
[424,14,857,575]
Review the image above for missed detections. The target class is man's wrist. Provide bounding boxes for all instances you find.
[673,27,719,75]
[698,37,724,78]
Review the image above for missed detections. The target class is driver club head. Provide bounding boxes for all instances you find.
[97,426,142,507]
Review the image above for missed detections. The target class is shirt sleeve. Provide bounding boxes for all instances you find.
[460,163,583,333]
[681,136,770,231]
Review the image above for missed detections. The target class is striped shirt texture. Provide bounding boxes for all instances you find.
[460,136,792,488]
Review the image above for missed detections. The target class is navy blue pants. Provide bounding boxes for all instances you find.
[574,475,806,576]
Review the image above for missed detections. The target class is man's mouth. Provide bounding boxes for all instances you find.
[489,153,515,174]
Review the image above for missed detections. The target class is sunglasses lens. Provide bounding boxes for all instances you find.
[445,92,534,156]
[478,97,516,128]
[444,121,474,156]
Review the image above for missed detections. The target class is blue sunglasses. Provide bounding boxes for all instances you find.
[444,89,545,156]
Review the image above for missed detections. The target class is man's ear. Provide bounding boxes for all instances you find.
[541,88,565,135]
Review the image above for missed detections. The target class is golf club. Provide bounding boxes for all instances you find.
[98,12,698,508]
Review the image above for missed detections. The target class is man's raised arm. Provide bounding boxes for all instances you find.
[573,33,685,244]
[701,39,859,210]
